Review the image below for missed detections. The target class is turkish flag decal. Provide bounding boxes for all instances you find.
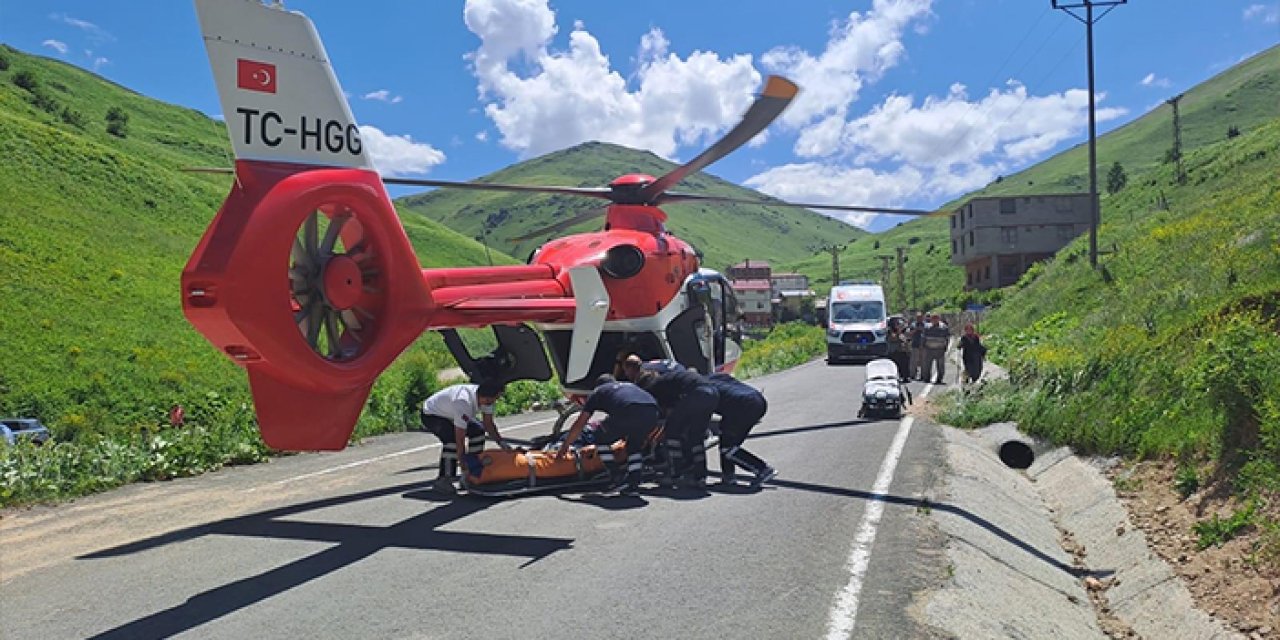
[237,59,276,94]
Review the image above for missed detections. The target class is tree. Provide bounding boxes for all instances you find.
[1106,161,1127,195]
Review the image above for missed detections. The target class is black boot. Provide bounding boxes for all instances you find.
[719,453,738,486]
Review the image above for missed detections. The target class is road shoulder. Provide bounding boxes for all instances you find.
[919,419,1241,639]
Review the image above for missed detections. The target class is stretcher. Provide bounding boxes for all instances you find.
[460,421,720,497]
[462,442,625,496]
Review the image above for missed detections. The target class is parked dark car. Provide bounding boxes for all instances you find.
[1,418,52,446]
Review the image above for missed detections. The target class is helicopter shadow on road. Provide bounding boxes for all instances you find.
[744,418,873,442]
[764,476,1115,583]
[79,480,574,640]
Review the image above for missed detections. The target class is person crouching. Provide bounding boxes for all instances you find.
[420,380,508,495]
[706,373,777,488]
[555,375,661,496]
[625,357,719,489]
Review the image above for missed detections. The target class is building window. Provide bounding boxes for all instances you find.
[967,271,972,285]
[951,240,958,255]
[951,213,956,229]
[1000,198,1016,214]
[984,265,990,280]
[1001,227,1018,244]
[968,231,974,247]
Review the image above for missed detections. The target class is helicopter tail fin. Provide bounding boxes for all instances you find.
[194,0,370,170]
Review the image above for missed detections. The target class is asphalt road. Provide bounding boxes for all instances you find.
[0,360,952,640]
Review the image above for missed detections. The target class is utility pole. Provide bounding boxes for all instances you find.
[894,246,907,315]
[876,255,893,302]
[1167,93,1186,185]
[815,243,846,286]
[1052,0,1126,270]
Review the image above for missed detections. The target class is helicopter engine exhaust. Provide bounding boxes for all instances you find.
[601,244,645,278]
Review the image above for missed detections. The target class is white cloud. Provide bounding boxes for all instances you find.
[475,130,489,142]
[362,89,403,104]
[357,125,446,177]
[1243,3,1280,24]
[1140,72,1171,88]
[463,0,761,158]
[761,0,934,148]
[839,83,1126,168]
[744,82,1126,227]
[90,56,109,71]
[744,163,926,228]
[42,39,68,55]
[49,13,115,43]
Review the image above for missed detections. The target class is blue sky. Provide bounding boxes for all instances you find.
[2,1,1276,231]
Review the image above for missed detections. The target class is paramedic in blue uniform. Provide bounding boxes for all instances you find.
[420,380,508,495]
[707,373,777,487]
[623,357,719,488]
[555,374,660,496]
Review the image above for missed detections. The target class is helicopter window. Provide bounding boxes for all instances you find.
[707,280,725,330]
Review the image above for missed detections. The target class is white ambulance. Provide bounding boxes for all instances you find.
[825,281,889,364]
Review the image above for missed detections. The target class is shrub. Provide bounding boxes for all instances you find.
[105,106,129,138]
[13,69,37,91]
[60,107,85,128]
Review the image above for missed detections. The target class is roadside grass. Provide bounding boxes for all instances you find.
[934,379,1024,429]
[737,322,825,378]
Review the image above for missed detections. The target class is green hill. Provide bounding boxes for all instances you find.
[0,45,503,443]
[395,141,864,272]
[784,44,1280,312]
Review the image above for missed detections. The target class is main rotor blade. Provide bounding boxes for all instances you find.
[658,192,937,216]
[179,168,613,201]
[507,208,607,242]
[636,76,798,204]
[381,177,613,200]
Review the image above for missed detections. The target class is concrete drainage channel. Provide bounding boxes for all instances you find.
[922,421,1241,639]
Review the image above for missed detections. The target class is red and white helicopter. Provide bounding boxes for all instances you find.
[184,0,931,451]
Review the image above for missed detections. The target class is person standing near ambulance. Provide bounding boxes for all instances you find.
[922,314,951,384]
[420,380,508,495]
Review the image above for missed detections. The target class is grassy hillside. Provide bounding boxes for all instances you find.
[979,118,1279,458]
[783,45,1280,313]
[937,98,1279,562]
[396,141,864,272]
[0,45,507,445]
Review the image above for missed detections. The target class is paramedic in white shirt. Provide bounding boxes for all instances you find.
[420,380,507,495]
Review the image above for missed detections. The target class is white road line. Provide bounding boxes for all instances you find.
[256,415,559,490]
[825,384,934,640]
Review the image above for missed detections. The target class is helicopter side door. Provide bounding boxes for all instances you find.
[665,279,714,374]
[704,275,743,371]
